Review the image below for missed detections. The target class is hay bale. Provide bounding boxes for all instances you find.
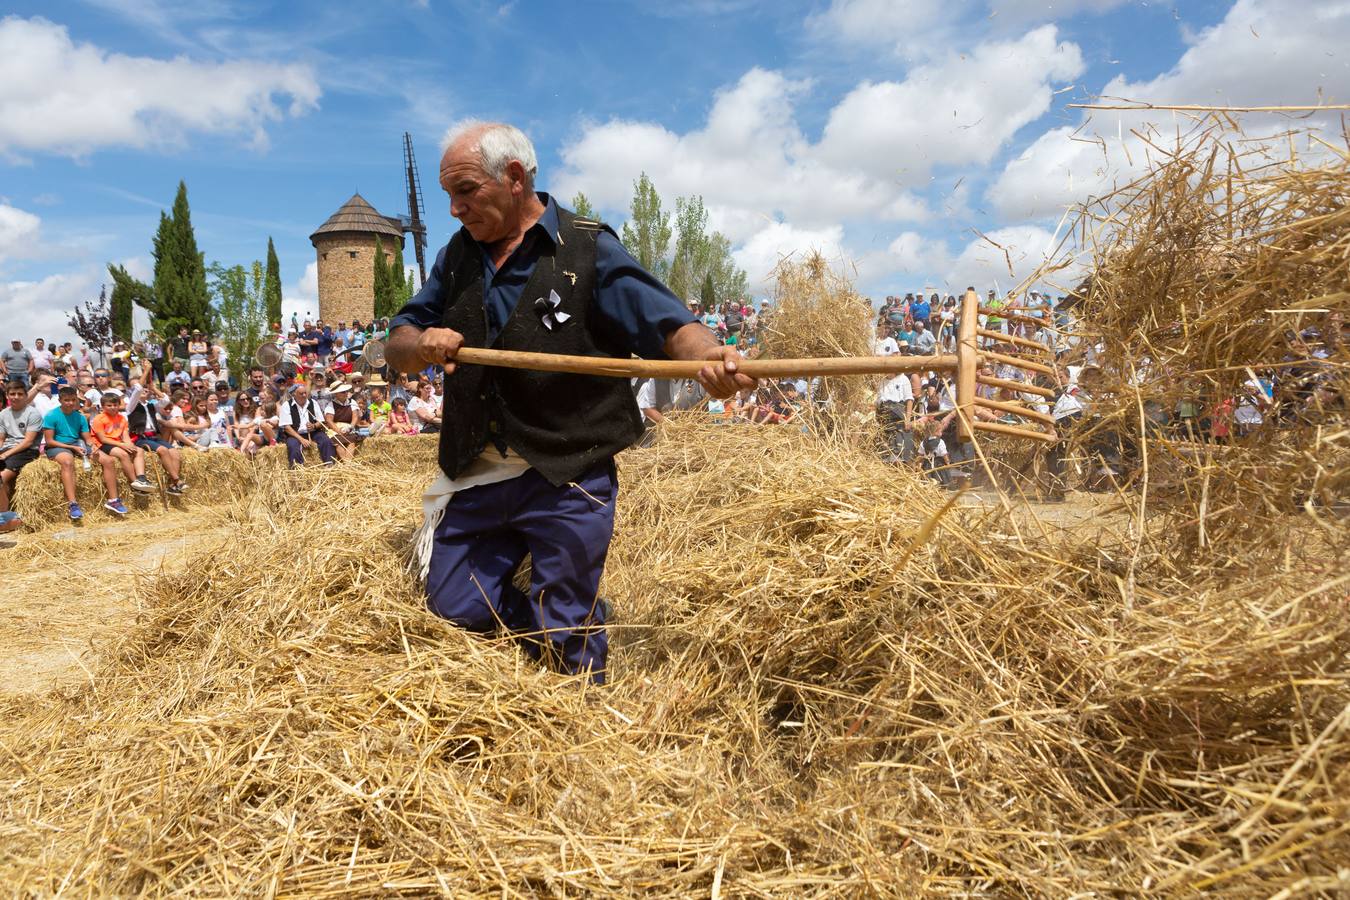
[1,422,1346,894]
[8,435,438,532]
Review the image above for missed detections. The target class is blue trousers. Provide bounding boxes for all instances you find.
[426,461,615,683]
[286,431,335,466]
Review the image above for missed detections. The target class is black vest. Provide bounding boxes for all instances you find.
[436,209,643,486]
[127,398,155,434]
[289,398,322,433]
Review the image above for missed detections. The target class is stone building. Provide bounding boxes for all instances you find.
[310,194,405,325]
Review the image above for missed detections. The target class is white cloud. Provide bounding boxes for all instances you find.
[807,0,952,48]
[281,261,319,330]
[1101,0,1350,108]
[0,16,321,158]
[554,28,1082,297]
[734,222,846,292]
[0,203,41,263]
[816,26,1084,184]
[0,270,104,348]
[986,0,1350,221]
[808,0,1128,52]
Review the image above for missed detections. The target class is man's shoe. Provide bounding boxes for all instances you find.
[104,498,128,517]
[68,502,84,521]
[167,481,187,495]
[0,511,22,533]
[130,476,155,493]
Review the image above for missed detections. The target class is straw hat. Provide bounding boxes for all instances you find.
[330,383,353,396]
[365,376,388,387]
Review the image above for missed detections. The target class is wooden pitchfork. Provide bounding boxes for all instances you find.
[452,289,1057,443]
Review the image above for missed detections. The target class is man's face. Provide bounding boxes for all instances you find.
[101,397,123,416]
[251,371,265,387]
[10,340,20,349]
[172,361,183,372]
[35,339,44,349]
[190,379,205,394]
[440,137,522,245]
[180,328,188,336]
[59,394,79,413]
[94,369,110,385]
[7,387,26,410]
[294,387,309,404]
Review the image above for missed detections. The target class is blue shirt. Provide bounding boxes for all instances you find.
[390,193,695,359]
[43,407,88,445]
[911,299,931,320]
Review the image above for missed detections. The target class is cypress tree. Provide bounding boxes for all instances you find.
[150,182,212,335]
[391,241,412,308]
[372,237,393,320]
[264,237,283,329]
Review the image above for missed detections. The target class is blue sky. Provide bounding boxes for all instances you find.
[2,0,1346,346]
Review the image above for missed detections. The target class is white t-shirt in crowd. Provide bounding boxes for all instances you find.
[874,336,899,356]
[408,397,440,424]
[878,374,915,405]
[0,404,43,450]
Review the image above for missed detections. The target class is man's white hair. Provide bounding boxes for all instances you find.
[441,120,539,185]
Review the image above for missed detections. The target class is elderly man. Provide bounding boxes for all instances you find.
[278,383,336,467]
[386,121,751,683]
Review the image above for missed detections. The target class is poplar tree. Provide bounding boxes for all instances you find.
[570,191,597,218]
[264,237,283,329]
[620,173,671,279]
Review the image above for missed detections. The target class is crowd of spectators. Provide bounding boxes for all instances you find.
[0,316,440,526]
[641,290,1346,498]
[1,293,1343,527]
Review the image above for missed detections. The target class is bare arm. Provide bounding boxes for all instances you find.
[662,322,754,399]
[385,324,464,376]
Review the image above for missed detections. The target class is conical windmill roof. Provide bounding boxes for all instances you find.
[310,193,403,244]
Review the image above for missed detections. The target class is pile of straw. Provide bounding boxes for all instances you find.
[759,251,877,430]
[2,421,1346,894]
[1058,119,1349,542]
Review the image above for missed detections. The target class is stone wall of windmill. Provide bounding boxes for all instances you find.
[310,194,405,325]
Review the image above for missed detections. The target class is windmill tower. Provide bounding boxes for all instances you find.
[398,132,428,287]
[310,195,405,325]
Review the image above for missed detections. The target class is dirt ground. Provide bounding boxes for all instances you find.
[1,510,234,697]
[0,490,1130,700]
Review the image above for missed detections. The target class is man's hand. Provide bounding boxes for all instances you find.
[415,327,465,373]
[665,322,756,400]
[695,344,755,400]
[302,438,313,449]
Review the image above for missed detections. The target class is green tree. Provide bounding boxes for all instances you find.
[570,191,597,218]
[700,271,716,310]
[668,194,710,301]
[107,263,152,340]
[620,173,671,279]
[148,181,212,336]
[665,194,748,308]
[705,231,749,306]
[372,237,403,321]
[264,237,283,329]
[210,260,267,383]
[390,241,413,309]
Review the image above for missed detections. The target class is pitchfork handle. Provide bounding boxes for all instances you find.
[454,347,958,379]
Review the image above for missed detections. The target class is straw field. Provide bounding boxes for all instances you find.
[1,418,1346,895]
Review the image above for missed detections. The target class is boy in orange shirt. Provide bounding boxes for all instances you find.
[90,392,155,516]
